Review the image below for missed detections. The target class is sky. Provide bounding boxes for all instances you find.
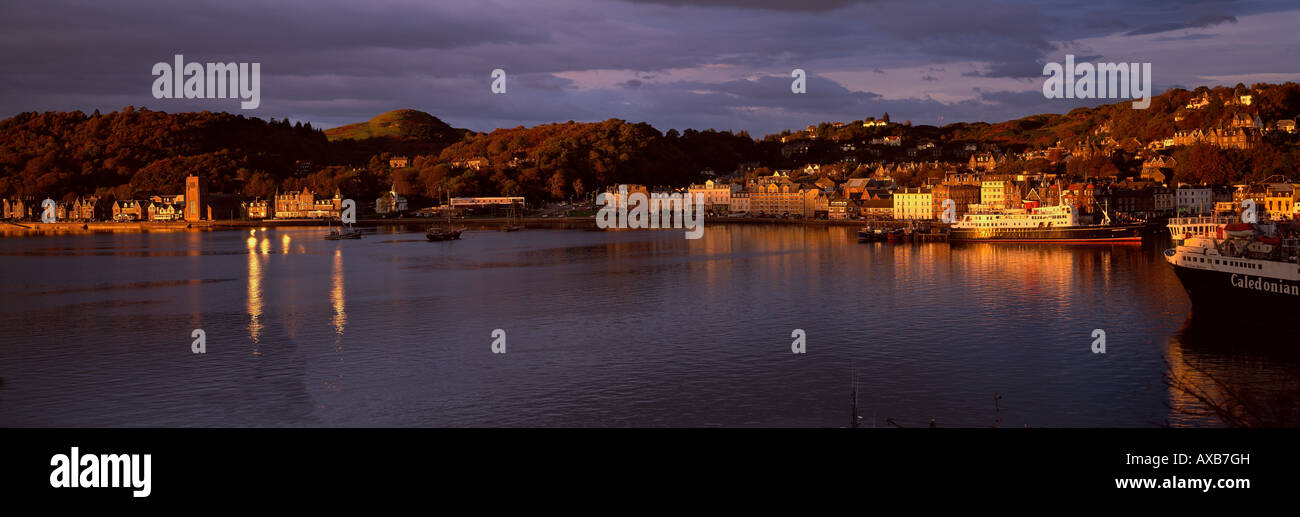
[1,0,1298,136]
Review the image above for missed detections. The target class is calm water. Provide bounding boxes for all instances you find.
[1,224,1296,427]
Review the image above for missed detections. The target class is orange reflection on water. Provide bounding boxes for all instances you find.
[246,235,264,350]
[331,248,346,338]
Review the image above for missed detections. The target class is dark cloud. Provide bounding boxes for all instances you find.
[1152,33,1221,41]
[0,0,1295,137]
[622,0,875,12]
[1125,12,1237,36]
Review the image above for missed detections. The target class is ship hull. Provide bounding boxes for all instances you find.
[949,224,1144,243]
[1170,263,1300,313]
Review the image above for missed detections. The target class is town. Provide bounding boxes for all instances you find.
[3,85,1299,229]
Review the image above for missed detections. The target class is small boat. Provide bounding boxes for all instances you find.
[857,227,883,242]
[426,227,463,241]
[324,223,363,240]
[500,206,523,232]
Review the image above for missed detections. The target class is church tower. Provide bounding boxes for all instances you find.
[185,175,207,221]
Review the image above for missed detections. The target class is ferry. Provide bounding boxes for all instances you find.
[1164,218,1300,312]
[949,204,1144,243]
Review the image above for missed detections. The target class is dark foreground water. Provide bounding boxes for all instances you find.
[1,224,1297,427]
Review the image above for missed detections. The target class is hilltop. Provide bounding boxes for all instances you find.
[324,109,467,142]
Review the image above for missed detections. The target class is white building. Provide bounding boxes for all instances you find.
[375,186,408,214]
[893,187,933,220]
[1176,186,1214,215]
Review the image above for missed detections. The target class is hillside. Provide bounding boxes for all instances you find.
[324,109,466,142]
[2,83,1298,205]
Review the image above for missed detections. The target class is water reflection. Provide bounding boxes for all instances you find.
[1166,313,1300,427]
[246,235,264,348]
[1,225,1290,426]
[331,248,346,338]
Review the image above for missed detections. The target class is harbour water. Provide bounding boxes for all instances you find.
[1,224,1296,427]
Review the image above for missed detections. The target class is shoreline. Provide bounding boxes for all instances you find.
[1,216,919,236]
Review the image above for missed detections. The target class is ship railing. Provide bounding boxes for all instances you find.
[1168,215,1237,227]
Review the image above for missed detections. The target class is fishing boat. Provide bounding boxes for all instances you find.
[426,227,462,241]
[500,206,523,232]
[324,221,363,240]
[857,226,884,242]
[427,209,467,241]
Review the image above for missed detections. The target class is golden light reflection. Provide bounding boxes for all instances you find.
[246,235,264,351]
[259,236,270,255]
[281,233,292,254]
[331,248,346,338]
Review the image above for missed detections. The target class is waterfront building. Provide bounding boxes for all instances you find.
[687,180,740,213]
[1234,183,1269,211]
[113,200,148,221]
[1265,183,1297,220]
[1176,185,1214,215]
[2,197,34,220]
[828,196,852,220]
[389,156,410,169]
[600,185,649,209]
[243,199,270,219]
[375,186,409,215]
[1152,186,1175,213]
[747,178,823,218]
[980,180,1016,209]
[449,196,526,209]
[274,189,343,219]
[729,191,750,214]
[70,196,110,221]
[892,187,933,220]
[860,198,893,219]
[1096,185,1157,219]
[147,201,184,221]
[932,184,980,221]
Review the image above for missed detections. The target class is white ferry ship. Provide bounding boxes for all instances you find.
[949,204,1144,243]
[1164,217,1300,311]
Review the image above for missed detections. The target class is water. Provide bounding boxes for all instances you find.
[1,224,1296,427]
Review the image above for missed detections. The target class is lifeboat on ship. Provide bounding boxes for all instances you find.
[1224,223,1256,239]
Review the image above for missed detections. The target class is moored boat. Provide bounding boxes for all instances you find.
[950,204,1143,243]
[1164,219,1300,315]
[426,227,464,241]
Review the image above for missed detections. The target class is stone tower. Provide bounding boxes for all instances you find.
[185,175,207,221]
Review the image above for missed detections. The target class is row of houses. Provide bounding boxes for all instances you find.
[621,170,1300,223]
[1,174,354,223]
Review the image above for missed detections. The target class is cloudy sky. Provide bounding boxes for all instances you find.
[2,0,1298,136]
